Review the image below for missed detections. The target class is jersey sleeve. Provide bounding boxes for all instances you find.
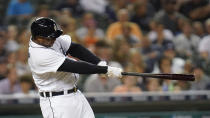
[29,48,66,74]
[58,35,72,54]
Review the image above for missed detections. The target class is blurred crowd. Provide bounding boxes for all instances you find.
[0,0,210,95]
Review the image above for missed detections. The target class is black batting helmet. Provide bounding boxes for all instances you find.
[31,17,63,39]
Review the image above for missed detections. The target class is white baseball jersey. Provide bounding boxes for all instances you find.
[28,35,79,92]
[28,35,95,118]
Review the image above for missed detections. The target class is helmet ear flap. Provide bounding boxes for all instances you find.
[30,17,63,39]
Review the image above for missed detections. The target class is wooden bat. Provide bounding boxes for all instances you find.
[121,72,195,81]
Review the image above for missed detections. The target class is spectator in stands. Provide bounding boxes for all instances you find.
[127,50,146,89]
[19,74,34,95]
[7,51,17,68]
[138,0,156,17]
[179,0,210,22]
[183,60,193,74]
[156,57,173,74]
[113,75,142,93]
[176,17,188,34]
[5,25,19,52]
[154,0,186,33]
[128,49,145,73]
[0,58,8,80]
[163,43,185,74]
[115,22,140,47]
[174,20,200,59]
[161,79,175,92]
[102,1,118,23]
[198,19,210,60]
[80,0,107,14]
[35,5,50,18]
[76,13,104,47]
[113,65,142,93]
[149,0,162,11]
[131,1,154,33]
[16,46,30,76]
[112,38,131,67]
[148,20,174,42]
[140,36,159,73]
[146,78,161,92]
[0,68,21,94]
[195,19,210,76]
[58,16,80,43]
[56,0,84,18]
[94,40,112,61]
[94,40,122,68]
[0,33,7,58]
[196,19,210,76]
[150,22,174,62]
[84,74,121,93]
[174,80,190,91]
[192,21,206,38]
[6,0,33,26]
[111,0,129,13]
[193,59,210,77]
[17,28,30,46]
[191,65,210,90]
[7,0,33,16]
[59,8,72,18]
[157,57,176,92]
[80,0,115,29]
[82,19,103,47]
[106,9,143,41]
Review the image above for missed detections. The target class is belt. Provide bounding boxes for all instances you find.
[40,87,78,97]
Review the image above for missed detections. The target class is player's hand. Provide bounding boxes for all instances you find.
[107,66,122,78]
[97,61,107,66]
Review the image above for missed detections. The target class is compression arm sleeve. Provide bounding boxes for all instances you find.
[67,42,101,64]
[57,58,107,74]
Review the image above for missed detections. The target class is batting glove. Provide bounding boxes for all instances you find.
[107,66,123,78]
[97,61,107,66]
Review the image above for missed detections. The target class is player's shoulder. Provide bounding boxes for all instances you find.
[57,35,71,41]
[55,35,72,51]
[56,35,72,45]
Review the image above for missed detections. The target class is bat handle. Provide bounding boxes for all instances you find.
[121,72,128,75]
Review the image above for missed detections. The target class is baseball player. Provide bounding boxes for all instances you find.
[28,17,122,118]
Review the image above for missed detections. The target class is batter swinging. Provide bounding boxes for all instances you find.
[28,17,122,118]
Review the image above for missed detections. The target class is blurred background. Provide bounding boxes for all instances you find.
[0,0,210,118]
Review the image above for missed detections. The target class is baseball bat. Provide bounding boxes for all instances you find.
[121,72,195,81]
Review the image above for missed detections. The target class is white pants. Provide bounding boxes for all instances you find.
[40,91,95,118]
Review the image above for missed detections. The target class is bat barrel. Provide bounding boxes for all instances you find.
[121,72,195,81]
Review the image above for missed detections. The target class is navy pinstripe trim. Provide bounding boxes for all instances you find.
[59,40,67,55]
[48,98,55,118]
[73,73,77,79]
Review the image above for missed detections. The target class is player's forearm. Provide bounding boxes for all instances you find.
[67,42,101,65]
[57,58,107,74]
